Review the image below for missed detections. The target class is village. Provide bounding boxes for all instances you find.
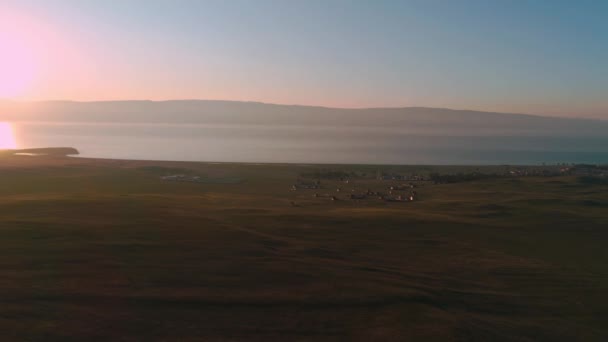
[288,164,608,206]
[290,175,421,205]
[156,164,607,208]
[160,174,203,183]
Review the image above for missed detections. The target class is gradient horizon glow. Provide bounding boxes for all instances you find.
[0,122,17,149]
[1,0,607,118]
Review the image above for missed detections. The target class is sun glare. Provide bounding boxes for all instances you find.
[0,14,37,98]
[0,36,36,98]
[0,122,17,149]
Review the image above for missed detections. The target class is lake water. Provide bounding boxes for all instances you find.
[8,121,608,165]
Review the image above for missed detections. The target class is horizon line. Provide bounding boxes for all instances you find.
[1,98,606,121]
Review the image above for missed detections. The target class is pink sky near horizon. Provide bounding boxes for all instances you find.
[1,6,606,119]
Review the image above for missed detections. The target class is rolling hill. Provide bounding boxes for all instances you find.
[1,100,607,137]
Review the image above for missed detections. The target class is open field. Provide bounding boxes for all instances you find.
[1,155,607,341]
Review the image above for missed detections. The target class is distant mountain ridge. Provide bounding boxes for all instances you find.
[1,100,607,136]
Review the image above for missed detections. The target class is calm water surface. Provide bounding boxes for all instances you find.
[9,121,608,165]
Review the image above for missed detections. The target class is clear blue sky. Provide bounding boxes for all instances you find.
[3,0,607,118]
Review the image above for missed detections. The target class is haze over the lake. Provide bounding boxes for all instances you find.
[1,1,607,164]
[2,100,607,165]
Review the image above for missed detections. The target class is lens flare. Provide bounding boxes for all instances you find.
[0,122,17,149]
[0,11,38,98]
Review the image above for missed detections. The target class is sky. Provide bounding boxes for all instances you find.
[1,0,607,118]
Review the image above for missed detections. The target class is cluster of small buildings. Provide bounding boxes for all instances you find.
[560,165,608,177]
[347,188,417,202]
[161,174,203,182]
[349,193,412,201]
[376,172,425,181]
[506,168,561,177]
[505,164,607,178]
[389,183,416,191]
[298,182,418,203]
[291,180,322,190]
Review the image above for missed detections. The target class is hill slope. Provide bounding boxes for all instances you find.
[1,100,607,136]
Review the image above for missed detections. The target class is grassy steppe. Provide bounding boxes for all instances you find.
[1,156,607,341]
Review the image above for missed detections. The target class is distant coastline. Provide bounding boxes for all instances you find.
[2,147,79,157]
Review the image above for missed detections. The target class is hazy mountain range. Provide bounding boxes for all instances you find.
[1,100,607,137]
